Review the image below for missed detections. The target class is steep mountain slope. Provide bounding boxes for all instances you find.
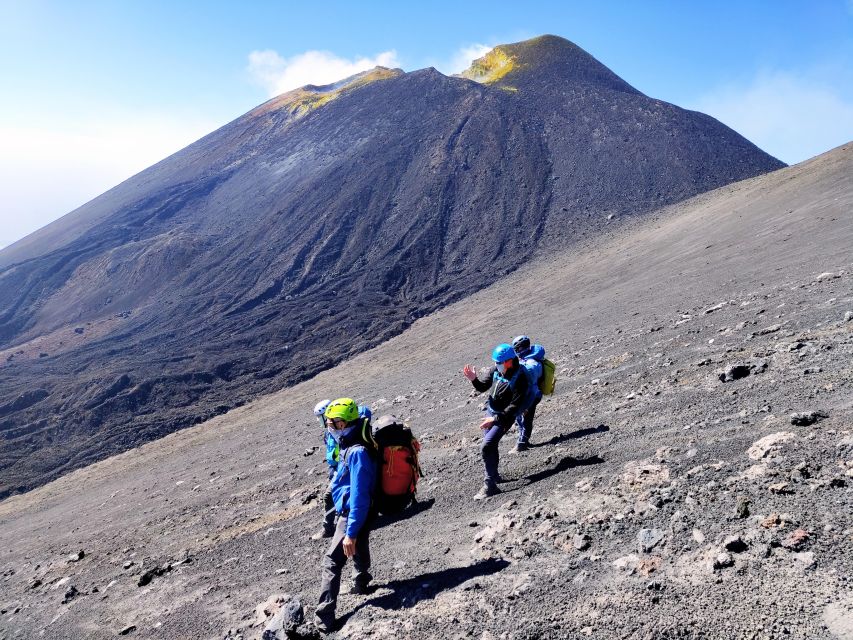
[0,144,848,639]
[0,35,785,497]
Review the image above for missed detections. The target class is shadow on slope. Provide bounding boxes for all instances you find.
[339,558,510,624]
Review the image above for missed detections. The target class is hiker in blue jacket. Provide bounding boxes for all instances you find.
[462,343,535,499]
[315,398,378,633]
[313,399,338,539]
[511,335,545,452]
[313,401,373,539]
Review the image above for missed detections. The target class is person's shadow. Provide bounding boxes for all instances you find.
[523,454,604,483]
[530,424,609,447]
[495,454,605,494]
[372,498,436,530]
[337,558,510,625]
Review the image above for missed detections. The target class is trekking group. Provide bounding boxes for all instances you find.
[309,335,554,633]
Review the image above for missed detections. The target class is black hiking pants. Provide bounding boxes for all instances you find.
[322,471,336,535]
[316,513,374,619]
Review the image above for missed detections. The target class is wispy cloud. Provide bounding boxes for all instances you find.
[0,113,218,249]
[435,43,494,75]
[689,70,853,165]
[247,49,401,97]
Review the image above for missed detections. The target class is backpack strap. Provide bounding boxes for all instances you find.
[491,367,521,399]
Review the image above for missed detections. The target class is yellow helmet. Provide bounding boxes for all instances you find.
[324,398,359,423]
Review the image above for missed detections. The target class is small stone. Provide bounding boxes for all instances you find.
[713,552,734,570]
[790,410,828,426]
[718,364,752,383]
[815,272,839,282]
[637,528,665,553]
[792,552,816,569]
[62,585,79,604]
[723,535,748,553]
[573,534,591,551]
[262,598,307,639]
[123,561,134,570]
[747,432,795,460]
[692,529,705,544]
[761,513,781,528]
[735,496,750,519]
[768,482,791,494]
[613,554,640,572]
[637,556,662,575]
[118,625,137,636]
[67,550,85,562]
[781,528,810,551]
[844,311,853,322]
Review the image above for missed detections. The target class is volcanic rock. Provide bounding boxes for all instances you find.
[718,364,752,383]
[790,410,829,426]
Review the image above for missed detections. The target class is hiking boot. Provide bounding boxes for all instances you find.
[473,483,501,500]
[314,612,336,634]
[310,528,334,541]
[349,581,372,595]
[511,442,529,453]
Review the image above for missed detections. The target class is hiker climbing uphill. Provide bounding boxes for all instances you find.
[462,343,537,500]
[511,335,552,451]
[313,399,337,539]
[314,398,378,634]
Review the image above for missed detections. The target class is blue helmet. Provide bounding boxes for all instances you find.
[358,405,372,421]
[491,343,516,363]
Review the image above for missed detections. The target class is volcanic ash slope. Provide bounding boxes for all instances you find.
[0,34,784,498]
[0,144,851,638]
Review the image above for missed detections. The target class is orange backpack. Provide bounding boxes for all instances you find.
[372,415,423,515]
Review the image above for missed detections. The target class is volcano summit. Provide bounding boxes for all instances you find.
[0,35,784,496]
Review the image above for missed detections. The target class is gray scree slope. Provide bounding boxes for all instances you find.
[0,144,849,639]
[0,35,784,497]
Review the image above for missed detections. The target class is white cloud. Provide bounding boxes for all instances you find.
[435,43,494,75]
[247,49,401,97]
[0,113,218,249]
[689,70,853,165]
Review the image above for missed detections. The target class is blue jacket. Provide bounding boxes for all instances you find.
[330,441,377,538]
[324,430,339,469]
[518,344,545,402]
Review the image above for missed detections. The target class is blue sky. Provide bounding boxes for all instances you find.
[1,0,852,248]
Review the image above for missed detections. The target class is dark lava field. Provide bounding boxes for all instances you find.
[0,144,849,639]
[0,36,784,497]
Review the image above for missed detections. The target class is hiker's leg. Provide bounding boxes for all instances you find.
[322,482,336,535]
[481,422,506,486]
[317,516,348,619]
[518,400,538,445]
[351,520,373,588]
